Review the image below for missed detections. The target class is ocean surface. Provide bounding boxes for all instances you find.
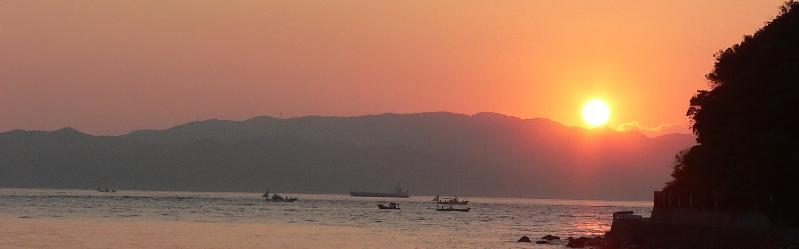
[0,188,652,248]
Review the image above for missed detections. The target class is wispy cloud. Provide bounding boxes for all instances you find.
[616,121,689,136]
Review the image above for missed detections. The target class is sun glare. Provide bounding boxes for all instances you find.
[582,99,611,127]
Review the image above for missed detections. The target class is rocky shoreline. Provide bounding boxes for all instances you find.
[517,234,606,248]
[515,210,799,249]
[519,233,799,249]
[517,223,799,249]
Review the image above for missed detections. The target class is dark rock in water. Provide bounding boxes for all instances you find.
[566,236,591,248]
[542,234,560,240]
[517,236,532,242]
[566,236,608,248]
[585,236,602,247]
[535,240,550,244]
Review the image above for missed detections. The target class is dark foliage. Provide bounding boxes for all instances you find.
[665,1,799,226]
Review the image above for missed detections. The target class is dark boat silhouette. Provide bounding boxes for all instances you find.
[377,202,401,210]
[436,205,470,212]
[96,187,116,193]
[350,187,409,198]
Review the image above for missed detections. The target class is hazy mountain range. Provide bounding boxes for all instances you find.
[0,112,695,200]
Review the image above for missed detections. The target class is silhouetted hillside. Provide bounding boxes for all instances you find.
[0,112,694,200]
[666,1,799,226]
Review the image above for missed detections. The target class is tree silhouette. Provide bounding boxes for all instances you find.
[665,1,799,226]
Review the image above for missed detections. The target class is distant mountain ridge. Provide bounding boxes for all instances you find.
[0,112,695,200]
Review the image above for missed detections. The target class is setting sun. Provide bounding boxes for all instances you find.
[2,1,797,248]
[582,99,611,127]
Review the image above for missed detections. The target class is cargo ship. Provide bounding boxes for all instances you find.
[350,187,409,198]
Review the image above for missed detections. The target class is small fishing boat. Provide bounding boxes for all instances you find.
[262,189,298,202]
[377,202,401,210]
[96,187,116,193]
[436,197,468,205]
[436,203,470,212]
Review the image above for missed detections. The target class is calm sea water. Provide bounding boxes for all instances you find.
[0,188,652,248]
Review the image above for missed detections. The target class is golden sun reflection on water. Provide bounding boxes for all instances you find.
[573,220,609,235]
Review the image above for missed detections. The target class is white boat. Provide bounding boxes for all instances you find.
[433,195,468,205]
[262,189,298,202]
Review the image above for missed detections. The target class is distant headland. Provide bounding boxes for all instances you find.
[0,112,694,201]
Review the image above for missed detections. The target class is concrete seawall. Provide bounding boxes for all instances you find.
[608,214,797,248]
[602,191,799,248]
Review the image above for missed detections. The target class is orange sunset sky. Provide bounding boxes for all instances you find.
[0,0,785,135]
